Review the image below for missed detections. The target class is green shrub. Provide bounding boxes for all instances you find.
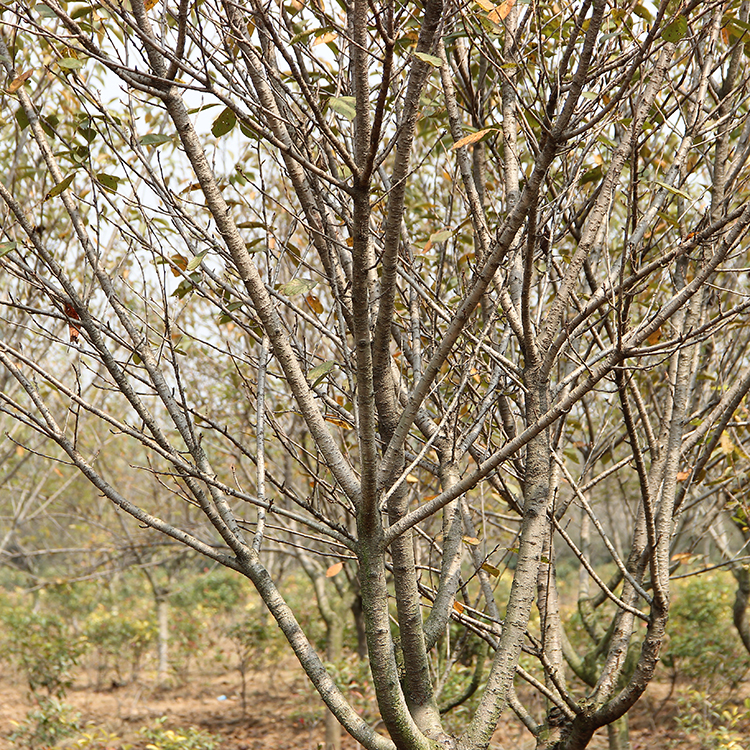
[674,690,750,750]
[168,603,216,680]
[226,616,285,668]
[138,718,221,750]
[0,608,88,699]
[8,698,81,749]
[43,581,102,621]
[225,613,286,713]
[84,603,155,683]
[666,573,750,689]
[325,653,379,725]
[171,567,245,613]
[72,725,128,750]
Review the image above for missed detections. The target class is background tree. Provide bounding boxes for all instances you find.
[2,1,750,750]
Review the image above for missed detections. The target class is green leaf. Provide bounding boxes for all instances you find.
[45,173,75,200]
[95,173,119,192]
[58,57,84,70]
[218,301,245,324]
[579,165,603,185]
[661,15,687,42]
[563,448,580,463]
[139,133,172,146]
[211,107,236,138]
[429,229,453,244]
[655,179,691,200]
[0,240,17,259]
[41,114,59,138]
[239,121,258,139]
[35,4,57,17]
[78,126,97,143]
[71,5,94,19]
[187,102,221,114]
[15,106,29,131]
[633,3,652,21]
[308,360,335,387]
[328,96,356,120]
[415,52,443,68]
[278,278,317,296]
[186,250,208,271]
[726,16,750,32]
[172,279,195,299]
[289,28,318,45]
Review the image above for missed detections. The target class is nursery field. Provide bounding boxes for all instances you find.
[5,2,750,749]
[1,567,750,750]
[2,655,742,750]
[1,654,746,750]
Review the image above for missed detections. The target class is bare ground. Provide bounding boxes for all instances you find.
[0,660,744,750]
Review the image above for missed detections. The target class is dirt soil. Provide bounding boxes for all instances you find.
[0,660,737,750]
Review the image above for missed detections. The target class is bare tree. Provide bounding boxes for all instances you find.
[2,1,750,749]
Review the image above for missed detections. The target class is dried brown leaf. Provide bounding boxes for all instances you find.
[326,562,343,577]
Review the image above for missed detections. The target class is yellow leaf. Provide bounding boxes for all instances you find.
[647,327,661,346]
[313,31,337,46]
[720,432,735,455]
[481,562,501,577]
[8,69,33,93]
[474,0,495,10]
[406,474,419,483]
[676,470,691,481]
[326,561,343,577]
[180,182,202,194]
[324,416,353,430]
[671,552,692,563]
[144,0,158,9]
[462,536,480,545]
[488,0,516,22]
[451,128,495,150]
[306,294,324,314]
[453,601,464,613]
[170,253,188,276]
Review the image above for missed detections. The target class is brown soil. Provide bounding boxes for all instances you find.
[0,661,741,750]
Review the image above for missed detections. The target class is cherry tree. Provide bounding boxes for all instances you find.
[2,1,750,748]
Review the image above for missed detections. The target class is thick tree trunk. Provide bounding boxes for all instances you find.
[732,565,750,655]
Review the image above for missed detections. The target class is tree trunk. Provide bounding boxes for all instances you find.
[157,593,169,686]
[325,616,345,750]
[351,594,368,660]
[606,717,630,750]
[732,565,750,655]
